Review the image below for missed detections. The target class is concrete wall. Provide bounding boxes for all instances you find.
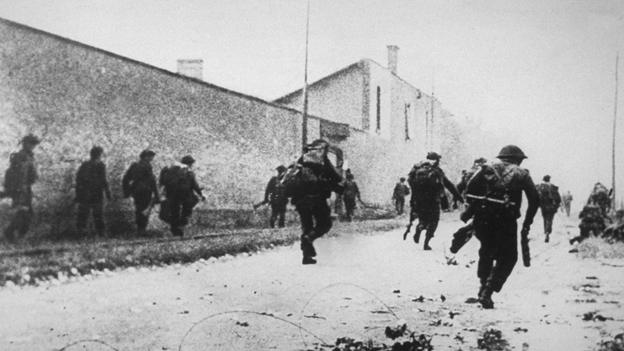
[0,19,315,236]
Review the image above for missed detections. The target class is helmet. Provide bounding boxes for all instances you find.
[21,134,41,145]
[181,155,196,165]
[426,151,441,161]
[140,149,156,159]
[276,165,286,172]
[496,145,527,160]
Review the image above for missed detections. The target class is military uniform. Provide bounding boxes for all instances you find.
[569,204,606,245]
[536,176,561,242]
[289,139,343,264]
[465,145,539,309]
[4,144,38,241]
[561,191,573,217]
[408,152,462,250]
[75,156,111,236]
[342,176,360,222]
[392,179,410,214]
[122,151,159,235]
[160,156,204,236]
[264,166,287,228]
[586,183,611,217]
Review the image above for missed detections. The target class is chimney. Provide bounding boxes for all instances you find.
[387,45,399,75]
[177,59,203,80]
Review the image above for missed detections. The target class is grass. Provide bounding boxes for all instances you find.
[0,218,404,287]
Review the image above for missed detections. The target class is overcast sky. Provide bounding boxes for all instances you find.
[1,0,623,206]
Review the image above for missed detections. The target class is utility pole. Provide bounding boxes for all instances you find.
[612,53,619,210]
[301,0,311,152]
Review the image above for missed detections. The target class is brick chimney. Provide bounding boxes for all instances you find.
[387,45,399,75]
[177,59,203,80]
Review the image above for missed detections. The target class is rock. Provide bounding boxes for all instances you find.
[21,274,31,284]
[70,267,79,276]
[4,280,16,288]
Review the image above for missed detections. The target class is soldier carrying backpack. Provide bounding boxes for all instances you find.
[159,155,205,237]
[403,152,463,250]
[2,134,40,242]
[536,175,561,243]
[281,139,344,264]
[463,145,539,309]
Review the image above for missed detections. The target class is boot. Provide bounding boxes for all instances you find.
[301,234,316,257]
[302,256,317,265]
[423,235,432,250]
[478,285,494,309]
[545,233,550,243]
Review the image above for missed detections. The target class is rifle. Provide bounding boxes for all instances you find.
[403,211,417,240]
[450,222,475,254]
[253,200,268,210]
[520,226,531,267]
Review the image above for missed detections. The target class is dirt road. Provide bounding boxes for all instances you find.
[1,214,622,350]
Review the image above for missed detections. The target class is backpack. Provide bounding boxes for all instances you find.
[160,165,193,194]
[408,161,441,196]
[466,163,518,220]
[537,184,558,211]
[3,153,22,198]
[281,163,321,198]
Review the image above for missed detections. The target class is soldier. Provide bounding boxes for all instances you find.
[342,172,361,222]
[160,155,205,237]
[263,165,288,228]
[457,157,487,198]
[392,177,410,215]
[536,175,561,243]
[569,203,606,248]
[75,146,111,237]
[122,150,159,236]
[283,139,344,264]
[464,145,539,309]
[561,191,573,217]
[586,182,611,216]
[405,152,463,250]
[3,134,40,242]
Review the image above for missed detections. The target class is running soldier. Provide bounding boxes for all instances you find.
[2,134,40,242]
[159,155,205,237]
[122,150,159,236]
[342,172,361,222]
[75,146,111,237]
[392,177,410,215]
[405,152,463,250]
[561,191,573,217]
[464,145,539,309]
[263,165,288,228]
[282,139,344,264]
[536,175,561,243]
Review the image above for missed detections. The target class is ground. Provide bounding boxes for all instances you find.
[0,214,622,351]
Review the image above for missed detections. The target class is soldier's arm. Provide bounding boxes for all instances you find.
[190,172,204,198]
[122,164,134,196]
[442,174,462,201]
[522,172,540,228]
[264,177,274,203]
[101,163,112,200]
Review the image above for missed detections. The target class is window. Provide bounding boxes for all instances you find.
[404,103,411,140]
[376,86,381,131]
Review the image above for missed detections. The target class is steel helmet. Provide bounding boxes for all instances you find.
[496,145,527,160]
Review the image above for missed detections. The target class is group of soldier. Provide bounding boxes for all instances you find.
[4,134,623,310]
[2,134,205,242]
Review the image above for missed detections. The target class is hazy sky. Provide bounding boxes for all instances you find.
[1,0,623,205]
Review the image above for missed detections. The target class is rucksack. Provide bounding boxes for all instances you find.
[537,184,558,211]
[408,161,441,195]
[160,165,193,194]
[466,163,518,219]
[281,163,321,198]
[3,153,22,198]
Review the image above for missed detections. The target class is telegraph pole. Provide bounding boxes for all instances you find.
[301,0,311,151]
[612,53,619,210]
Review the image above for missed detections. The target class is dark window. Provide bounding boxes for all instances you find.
[376,86,381,131]
[404,103,410,140]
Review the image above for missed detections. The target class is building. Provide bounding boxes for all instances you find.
[275,45,461,204]
[0,18,470,236]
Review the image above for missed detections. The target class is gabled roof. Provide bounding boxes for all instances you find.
[274,58,430,104]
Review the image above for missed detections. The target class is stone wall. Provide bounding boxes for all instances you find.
[0,19,317,236]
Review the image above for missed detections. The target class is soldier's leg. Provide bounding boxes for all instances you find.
[76,203,90,237]
[269,204,278,228]
[169,197,183,236]
[423,210,440,250]
[15,208,32,238]
[93,202,105,237]
[296,199,316,262]
[133,194,151,235]
[277,204,286,228]
[399,198,405,214]
[486,222,518,293]
[312,198,332,238]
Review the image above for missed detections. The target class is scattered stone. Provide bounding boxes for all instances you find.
[582,312,613,322]
[4,280,16,288]
[449,311,460,319]
[178,310,189,314]
[477,329,509,351]
[514,327,528,333]
[412,295,425,302]
[465,297,480,304]
[393,289,401,294]
[384,323,407,340]
[440,294,446,302]
[235,321,249,327]
[586,276,598,280]
[70,267,79,276]
[597,333,624,351]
